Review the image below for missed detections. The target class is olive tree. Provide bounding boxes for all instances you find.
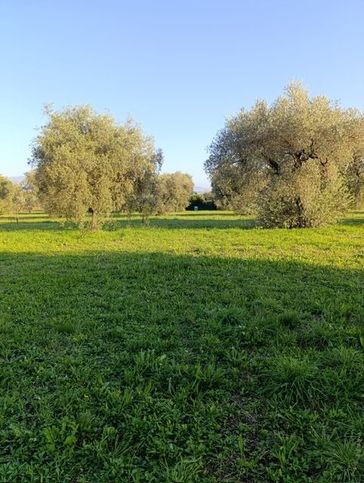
[156,172,194,213]
[0,173,43,216]
[124,149,163,224]
[206,83,364,227]
[20,171,42,213]
[31,106,161,229]
[345,150,364,209]
[0,175,15,214]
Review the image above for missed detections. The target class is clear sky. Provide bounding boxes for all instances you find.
[1,0,364,188]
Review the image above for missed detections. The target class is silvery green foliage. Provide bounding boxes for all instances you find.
[31,106,161,229]
[156,172,194,214]
[0,175,14,214]
[0,175,25,215]
[206,83,364,227]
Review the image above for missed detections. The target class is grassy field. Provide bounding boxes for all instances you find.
[0,211,363,482]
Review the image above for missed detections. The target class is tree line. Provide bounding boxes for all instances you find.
[1,84,363,228]
[0,171,41,216]
[1,106,194,228]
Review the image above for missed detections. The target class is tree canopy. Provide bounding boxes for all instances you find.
[156,172,194,214]
[0,175,15,214]
[205,83,364,227]
[31,106,162,228]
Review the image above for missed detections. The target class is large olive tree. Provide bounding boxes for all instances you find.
[31,106,161,229]
[206,84,364,227]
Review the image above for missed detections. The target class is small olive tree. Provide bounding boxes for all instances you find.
[156,172,194,213]
[124,149,163,224]
[0,175,15,214]
[31,106,161,229]
[206,83,364,227]
[20,171,42,213]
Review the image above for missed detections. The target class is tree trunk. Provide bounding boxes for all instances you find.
[295,197,306,227]
[91,210,98,231]
[142,212,150,226]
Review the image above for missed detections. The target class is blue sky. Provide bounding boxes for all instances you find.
[1,0,364,188]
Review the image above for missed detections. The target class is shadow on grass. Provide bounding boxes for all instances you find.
[0,220,62,231]
[0,214,50,221]
[2,250,361,329]
[173,212,240,217]
[1,210,362,232]
[0,249,362,481]
[0,216,256,232]
[113,217,256,230]
[340,211,364,226]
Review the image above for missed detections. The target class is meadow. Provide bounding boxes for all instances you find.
[0,211,363,482]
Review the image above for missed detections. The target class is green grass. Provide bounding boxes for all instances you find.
[0,211,363,482]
